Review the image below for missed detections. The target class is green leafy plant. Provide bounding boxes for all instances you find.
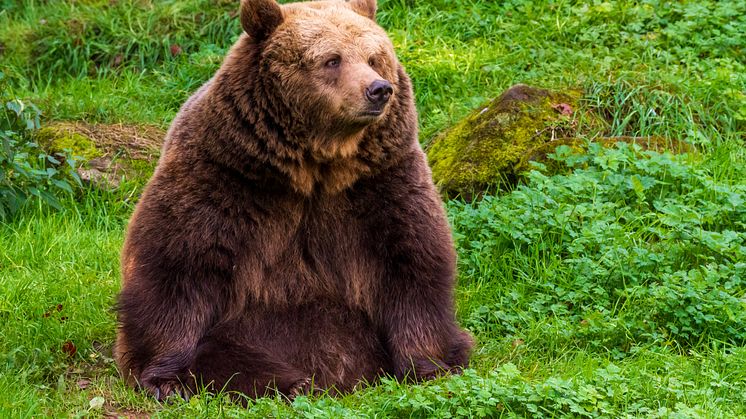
[451,142,746,352]
[0,72,81,219]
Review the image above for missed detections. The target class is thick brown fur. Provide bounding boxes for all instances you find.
[115,0,473,400]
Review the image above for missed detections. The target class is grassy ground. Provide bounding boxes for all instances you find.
[1,0,745,417]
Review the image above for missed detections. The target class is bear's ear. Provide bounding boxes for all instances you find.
[346,0,377,21]
[240,0,284,41]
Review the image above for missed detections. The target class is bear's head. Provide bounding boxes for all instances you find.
[240,0,400,141]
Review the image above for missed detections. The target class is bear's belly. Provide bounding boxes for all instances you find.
[203,300,390,391]
[252,210,382,311]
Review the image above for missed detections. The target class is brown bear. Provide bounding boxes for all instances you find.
[115,0,473,400]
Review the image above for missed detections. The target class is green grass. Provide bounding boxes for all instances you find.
[1,0,745,417]
[2,0,744,137]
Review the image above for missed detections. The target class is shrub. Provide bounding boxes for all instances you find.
[0,72,81,219]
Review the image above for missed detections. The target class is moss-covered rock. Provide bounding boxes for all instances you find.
[425,84,693,199]
[34,122,164,188]
[426,84,590,199]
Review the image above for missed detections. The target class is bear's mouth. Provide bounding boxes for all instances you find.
[360,109,383,117]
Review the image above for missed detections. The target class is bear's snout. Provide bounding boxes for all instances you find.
[365,79,393,110]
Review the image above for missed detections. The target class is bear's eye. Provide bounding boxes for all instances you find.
[368,57,376,67]
[325,57,341,68]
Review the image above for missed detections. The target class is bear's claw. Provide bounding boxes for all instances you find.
[288,377,313,399]
[145,379,188,402]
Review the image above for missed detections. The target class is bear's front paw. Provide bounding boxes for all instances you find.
[142,377,190,402]
[445,329,475,371]
[139,353,194,401]
[397,357,450,382]
[141,364,191,402]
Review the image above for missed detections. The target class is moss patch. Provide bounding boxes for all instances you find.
[36,127,102,160]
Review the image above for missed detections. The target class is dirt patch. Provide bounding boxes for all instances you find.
[39,121,163,161]
[35,121,165,187]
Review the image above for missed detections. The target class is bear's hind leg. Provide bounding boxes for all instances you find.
[189,335,310,400]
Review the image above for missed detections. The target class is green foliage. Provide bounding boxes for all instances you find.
[0,185,141,417]
[0,73,81,219]
[451,143,746,353]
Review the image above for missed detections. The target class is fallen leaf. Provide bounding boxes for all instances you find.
[112,54,123,67]
[170,44,182,56]
[89,396,105,410]
[552,103,573,116]
[77,379,91,390]
[512,339,525,348]
[62,340,77,357]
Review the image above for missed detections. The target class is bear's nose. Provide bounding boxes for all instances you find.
[365,80,393,106]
